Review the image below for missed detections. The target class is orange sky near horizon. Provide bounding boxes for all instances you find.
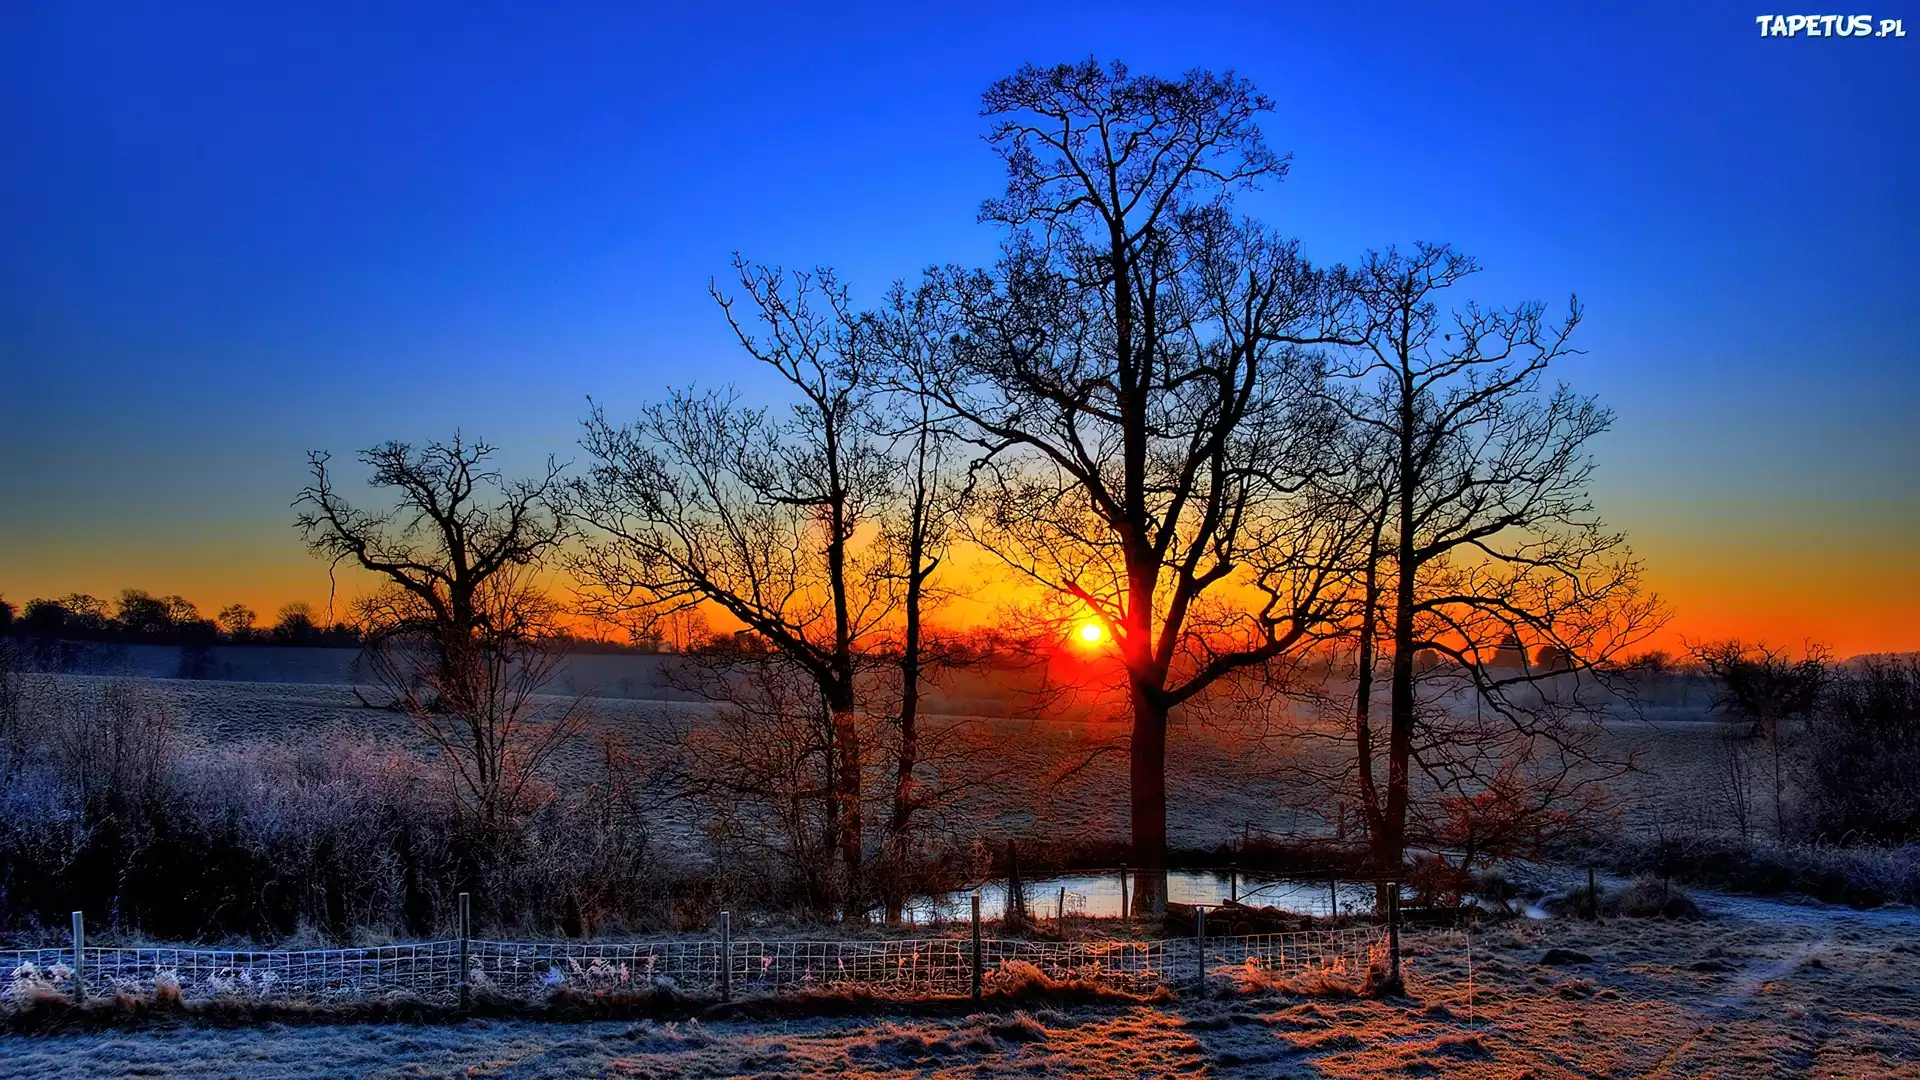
[4,500,1914,660]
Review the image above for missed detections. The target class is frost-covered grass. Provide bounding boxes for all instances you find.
[16,671,1741,850]
[6,670,1908,952]
[1585,834,1920,910]
[6,906,1918,1078]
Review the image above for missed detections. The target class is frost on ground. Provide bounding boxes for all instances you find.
[7,905,1917,1078]
[14,671,1753,851]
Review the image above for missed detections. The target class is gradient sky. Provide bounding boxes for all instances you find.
[2,2,1915,656]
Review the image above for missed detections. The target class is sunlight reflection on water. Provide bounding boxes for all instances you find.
[912,871,1383,923]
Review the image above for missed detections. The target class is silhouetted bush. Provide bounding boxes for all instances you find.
[1800,661,1920,845]
[1603,876,1700,919]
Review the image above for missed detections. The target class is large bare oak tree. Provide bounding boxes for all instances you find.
[930,60,1362,909]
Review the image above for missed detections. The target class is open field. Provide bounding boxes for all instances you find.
[13,647,1743,854]
[6,892,1917,1078]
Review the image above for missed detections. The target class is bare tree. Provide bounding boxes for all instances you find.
[573,259,894,908]
[294,435,580,854]
[927,60,1361,910]
[1718,723,1757,843]
[1321,244,1664,905]
[1692,639,1828,839]
[671,646,853,915]
[860,280,981,919]
[353,568,589,836]
[296,435,569,641]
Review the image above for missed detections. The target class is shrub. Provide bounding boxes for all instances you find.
[1800,661,1920,845]
[1603,876,1700,919]
[0,680,676,943]
[1581,833,1920,909]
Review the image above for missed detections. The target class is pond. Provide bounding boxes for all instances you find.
[912,869,1387,924]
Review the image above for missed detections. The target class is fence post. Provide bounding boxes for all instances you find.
[70,910,84,1003]
[1329,877,1339,920]
[1229,861,1238,903]
[1388,885,1402,985]
[719,910,732,1003]
[1005,839,1023,923]
[457,891,471,1011]
[1194,905,1207,996]
[1119,863,1129,920]
[1465,928,1474,1026]
[1056,886,1065,922]
[969,891,982,1001]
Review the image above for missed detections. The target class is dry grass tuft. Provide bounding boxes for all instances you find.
[710,962,1168,1023]
[1608,875,1703,918]
[1227,962,1363,999]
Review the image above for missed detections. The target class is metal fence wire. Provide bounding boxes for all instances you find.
[3,924,1387,1009]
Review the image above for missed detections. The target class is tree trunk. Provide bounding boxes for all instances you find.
[1769,714,1786,841]
[1354,519,1385,830]
[1128,678,1170,917]
[1378,625,1416,891]
[885,564,925,923]
[1377,367,1420,892]
[832,693,863,913]
[1354,550,1388,909]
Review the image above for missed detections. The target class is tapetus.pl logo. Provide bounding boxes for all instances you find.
[1754,14,1906,36]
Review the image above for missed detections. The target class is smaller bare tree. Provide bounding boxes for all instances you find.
[572,259,895,909]
[1692,640,1828,840]
[1718,724,1757,843]
[863,278,981,920]
[353,569,589,836]
[295,435,581,861]
[1311,243,1666,906]
[671,646,851,915]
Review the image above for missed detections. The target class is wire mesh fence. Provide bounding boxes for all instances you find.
[4,942,468,1005]
[3,922,1388,1010]
[1204,926,1384,982]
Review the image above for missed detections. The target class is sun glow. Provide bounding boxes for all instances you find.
[1077,622,1104,644]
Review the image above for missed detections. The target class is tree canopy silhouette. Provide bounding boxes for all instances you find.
[925,59,1363,908]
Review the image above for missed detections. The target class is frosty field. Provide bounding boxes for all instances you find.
[28,645,1743,853]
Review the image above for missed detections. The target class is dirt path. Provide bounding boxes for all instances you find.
[1641,937,1836,1078]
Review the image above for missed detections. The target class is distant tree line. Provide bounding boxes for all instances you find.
[0,590,691,657]
[0,590,360,649]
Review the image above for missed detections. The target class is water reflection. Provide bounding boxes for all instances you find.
[906,870,1382,924]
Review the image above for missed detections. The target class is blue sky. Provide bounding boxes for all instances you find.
[1,1,1915,651]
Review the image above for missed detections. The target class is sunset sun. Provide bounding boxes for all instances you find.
[1077,622,1104,644]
